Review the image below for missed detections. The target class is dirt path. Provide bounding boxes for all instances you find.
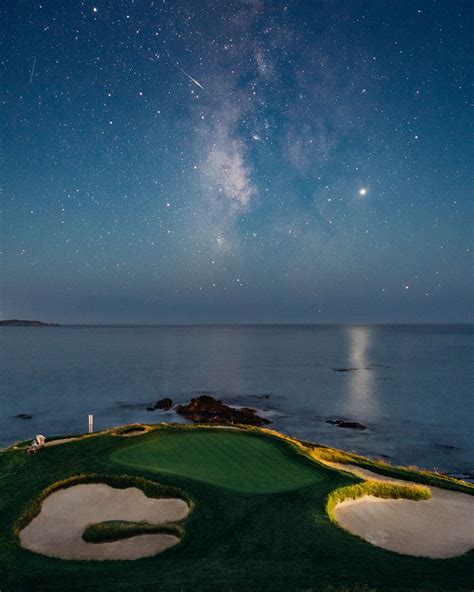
[45,437,82,447]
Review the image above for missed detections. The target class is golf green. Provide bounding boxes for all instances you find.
[3,425,473,591]
[110,429,324,493]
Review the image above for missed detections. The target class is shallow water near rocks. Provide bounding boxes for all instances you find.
[1,324,472,476]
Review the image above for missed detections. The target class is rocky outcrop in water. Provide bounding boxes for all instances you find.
[16,413,33,419]
[326,419,367,430]
[176,395,271,426]
[156,397,173,410]
[0,319,59,327]
[147,398,173,411]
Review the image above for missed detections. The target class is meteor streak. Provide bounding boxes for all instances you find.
[29,56,37,85]
[176,66,204,90]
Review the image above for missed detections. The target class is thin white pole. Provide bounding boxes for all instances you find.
[88,414,94,433]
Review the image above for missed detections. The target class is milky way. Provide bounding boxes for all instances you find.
[3,1,472,323]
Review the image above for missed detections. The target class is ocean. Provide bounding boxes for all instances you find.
[1,324,472,478]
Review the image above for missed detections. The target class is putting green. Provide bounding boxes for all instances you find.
[109,429,324,493]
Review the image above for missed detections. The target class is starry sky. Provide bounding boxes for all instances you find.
[2,0,473,324]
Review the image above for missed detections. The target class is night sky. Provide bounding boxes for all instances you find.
[3,1,473,323]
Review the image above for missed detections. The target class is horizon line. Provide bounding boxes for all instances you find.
[2,320,473,327]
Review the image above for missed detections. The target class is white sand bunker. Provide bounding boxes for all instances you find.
[20,483,189,560]
[332,464,474,558]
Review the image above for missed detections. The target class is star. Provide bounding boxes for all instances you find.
[358,188,368,197]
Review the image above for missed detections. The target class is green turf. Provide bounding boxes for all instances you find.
[1,425,473,592]
[109,430,324,493]
[82,520,183,543]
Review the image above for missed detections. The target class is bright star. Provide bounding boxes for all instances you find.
[359,188,367,196]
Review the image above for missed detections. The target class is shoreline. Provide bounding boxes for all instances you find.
[2,322,473,327]
[3,324,472,479]
[5,420,474,485]
[7,422,474,489]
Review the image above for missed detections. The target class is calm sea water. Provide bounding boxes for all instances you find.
[1,325,473,477]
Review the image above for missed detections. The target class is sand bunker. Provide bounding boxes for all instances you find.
[20,483,189,560]
[331,464,474,558]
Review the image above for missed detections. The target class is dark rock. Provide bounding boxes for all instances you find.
[332,367,359,372]
[255,394,271,400]
[16,413,33,419]
[176,395,271,426]
[435,443,461,451]
[154,397,173,410]
[326,419,367,430]
[147,397,173,411]
[0,319,59,327]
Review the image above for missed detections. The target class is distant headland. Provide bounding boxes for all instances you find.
[0,319,59,327]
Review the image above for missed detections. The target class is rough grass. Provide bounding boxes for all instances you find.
[112,424,148,435]
[82,520,184,543]
[326,481,432,523]
[310,446,474,495]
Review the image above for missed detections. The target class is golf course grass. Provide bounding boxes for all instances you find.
[110,430,324,493]
[1,425,473,592]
